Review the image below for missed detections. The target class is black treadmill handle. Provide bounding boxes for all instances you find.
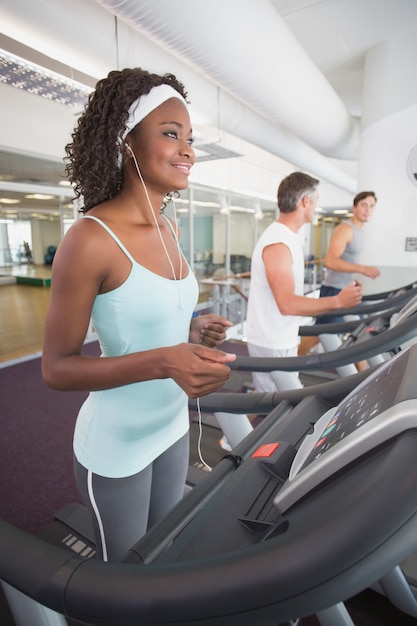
[361,280,417,301]
[189,366,376,414]
[316,285,417,318]
[299,315,381,336]
[230,311,417,372]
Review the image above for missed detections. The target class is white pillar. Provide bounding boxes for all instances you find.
[358,32,417,291]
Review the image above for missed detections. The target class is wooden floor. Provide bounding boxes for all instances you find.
[0,264,219,366]
[0,266,52,364]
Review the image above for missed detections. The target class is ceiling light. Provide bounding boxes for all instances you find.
[29,212,49,218]
[0,197,20,204]
[193,200,220,208]
[0,49,92,108]
[25,193,55,200]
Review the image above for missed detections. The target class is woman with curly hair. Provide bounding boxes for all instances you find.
[42,67,236,561]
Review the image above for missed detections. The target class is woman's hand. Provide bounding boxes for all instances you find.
[189,314,233,348]
[164,343,236,398]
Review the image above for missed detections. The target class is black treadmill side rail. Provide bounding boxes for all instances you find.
[361,280,417,301]
[314,284,417,318]
[230,310,417,372]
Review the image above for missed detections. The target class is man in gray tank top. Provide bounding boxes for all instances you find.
[316,191,380,325]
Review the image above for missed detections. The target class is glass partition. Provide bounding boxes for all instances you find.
[166,184,277,320]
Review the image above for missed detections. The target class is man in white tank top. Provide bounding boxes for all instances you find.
[246,172,362,393]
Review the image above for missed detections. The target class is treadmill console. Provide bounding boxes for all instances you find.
[274,345,417,513]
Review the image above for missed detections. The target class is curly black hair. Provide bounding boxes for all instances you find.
[64,68,189,213]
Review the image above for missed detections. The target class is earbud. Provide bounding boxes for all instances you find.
[125,142,134,155]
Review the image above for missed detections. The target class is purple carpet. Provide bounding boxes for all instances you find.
[0,339,247,536]
[0,341,100,535]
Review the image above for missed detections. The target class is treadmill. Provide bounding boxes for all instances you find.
[231,289,417,377]
[13,294,415,579]
[3,344,417,624]
[298,281,417,376]
[360,279,417,303]
[212,290,417,448]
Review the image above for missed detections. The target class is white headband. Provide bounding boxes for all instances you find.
[121,84,187,141]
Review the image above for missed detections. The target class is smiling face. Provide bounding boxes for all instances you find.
[128,97,195,196]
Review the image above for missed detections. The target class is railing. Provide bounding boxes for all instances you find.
[198,258,325,338]
[304,257,325,293]
[199,272,250,331]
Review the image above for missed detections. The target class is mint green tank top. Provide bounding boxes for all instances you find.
[73,216,199,478]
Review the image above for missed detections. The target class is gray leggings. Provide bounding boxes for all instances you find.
[74,433,189,562]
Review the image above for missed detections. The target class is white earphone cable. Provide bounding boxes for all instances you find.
[129,148,183,291]
[129,146,210,467]
[196,397,212,472]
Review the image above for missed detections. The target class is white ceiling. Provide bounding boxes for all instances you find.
[90,0,417,179]
[271,0,417,116]
[1,0,417,217]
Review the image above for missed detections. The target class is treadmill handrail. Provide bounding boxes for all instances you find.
[299,313,384,336]
[189,366,377,414]
[361,280,417,302]
[315,284,417,318]
[230,311,417,373]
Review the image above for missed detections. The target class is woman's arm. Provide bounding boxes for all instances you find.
[42,220,235,397]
